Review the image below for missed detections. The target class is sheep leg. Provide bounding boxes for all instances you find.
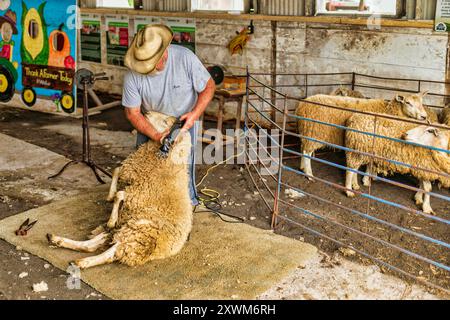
[345,171,356,198]
[73,243,119,270]
[46,232,109,253]
[299,152,305,170]
[414,181,424,205]
[301,151,314,180]
[107,191,125,229]
[421,180,434,215]
[106,167,121,202]
[352,171,360,191]
[362,166,373,187]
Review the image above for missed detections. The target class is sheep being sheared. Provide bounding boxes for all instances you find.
[295,91,430,180]
[344,114,450,214]
[47,111,194,268]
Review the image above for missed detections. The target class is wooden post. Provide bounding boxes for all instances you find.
[305,0,315,16]
[270,20,277,124]
[216,95,225,134]
[415,0,424,19]
[271,96,288,229]
[405,0,416,19]
[236,97,243,130]
[446,33,450,105]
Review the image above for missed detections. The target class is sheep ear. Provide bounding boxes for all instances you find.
[421,90,429,97]
[431,128,439,137]
[428,128,439,137]
[396,94,405,103]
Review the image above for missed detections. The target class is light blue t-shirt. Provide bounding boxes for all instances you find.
[122,45,211,117]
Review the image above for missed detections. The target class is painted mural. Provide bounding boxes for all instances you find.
[0,0,76,113]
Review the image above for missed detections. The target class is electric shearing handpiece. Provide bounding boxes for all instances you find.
[158,118,186,158]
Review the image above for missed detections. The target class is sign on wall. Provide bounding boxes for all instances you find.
[132,17,196,54]
[166,18,196,53]
[0,0,77,113]
[134,16,162,34]
[80,13,102,63]
[105,14,129,66]
[315,0,396,15]
[435,0,450,32]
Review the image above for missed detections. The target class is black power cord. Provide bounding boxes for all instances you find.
[194,193,245,224]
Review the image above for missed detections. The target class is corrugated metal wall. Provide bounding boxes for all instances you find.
[162,0,189,11]
[142,0,158,11]
[407,0,437,20]
[79,0,436,20]
[80,0,96,8]
[262,0,306,16]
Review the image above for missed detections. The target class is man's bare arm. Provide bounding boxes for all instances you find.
[124,107,166,142]
[180,78,216,130]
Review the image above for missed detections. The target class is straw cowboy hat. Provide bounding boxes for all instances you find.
[125,24,173,74]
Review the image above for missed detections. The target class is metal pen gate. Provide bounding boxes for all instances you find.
[243,70,450,294]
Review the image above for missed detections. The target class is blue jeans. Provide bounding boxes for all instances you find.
[136,123,199,206]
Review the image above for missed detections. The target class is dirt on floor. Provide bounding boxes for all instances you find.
[0,103,448,299]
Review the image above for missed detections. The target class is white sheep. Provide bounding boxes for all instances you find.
[295,92,430,180]
[440,106,450,125]
[330,87,366,98]
[47,112,194,268]
[344,114,450,214]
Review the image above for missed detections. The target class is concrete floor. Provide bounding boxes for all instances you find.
[0,104,444,300]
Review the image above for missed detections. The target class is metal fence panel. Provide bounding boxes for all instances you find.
[244,70,450,293]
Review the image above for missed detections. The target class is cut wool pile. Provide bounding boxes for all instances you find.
[0,187,317,300]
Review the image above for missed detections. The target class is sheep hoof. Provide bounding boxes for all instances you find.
[72,259,87,270]
[346,191,356,198]
[362,178,371,187]
[306,176,315,182]
[106,221,116,230]
[415,198,423,205]
[423,207,435,215]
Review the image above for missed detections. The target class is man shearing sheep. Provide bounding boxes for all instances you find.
[122,24,215,207]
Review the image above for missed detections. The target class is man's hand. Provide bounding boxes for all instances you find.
[155,129,170,144]
[181,78,215,130]
[180,111,200,130]
[125,107,166,143]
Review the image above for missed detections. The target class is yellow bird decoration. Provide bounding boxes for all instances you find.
[227,27,251,56]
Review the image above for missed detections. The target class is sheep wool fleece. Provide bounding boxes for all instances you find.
[136,123,199,206]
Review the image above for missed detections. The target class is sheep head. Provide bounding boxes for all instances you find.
[402,125,449,152]
[394,91,429,121]
[168,129,192,165]
[330,87,365,98]
[144,111,177,133]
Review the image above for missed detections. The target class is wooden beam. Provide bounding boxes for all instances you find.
[305,0,315,16]
[446,32,450,105]
[270,20,277,123]
[415,0,424,20]
[405,0,416,19]
[79,7,434,29]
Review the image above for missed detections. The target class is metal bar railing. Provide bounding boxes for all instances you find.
[278,181,450,249]
[247,87,450,186]
[243,70,450,292]
[247,109,450,226]
[275,195,450,272]
[250,71,450,86]
[282,151,450,224]
[275,214,450,294]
